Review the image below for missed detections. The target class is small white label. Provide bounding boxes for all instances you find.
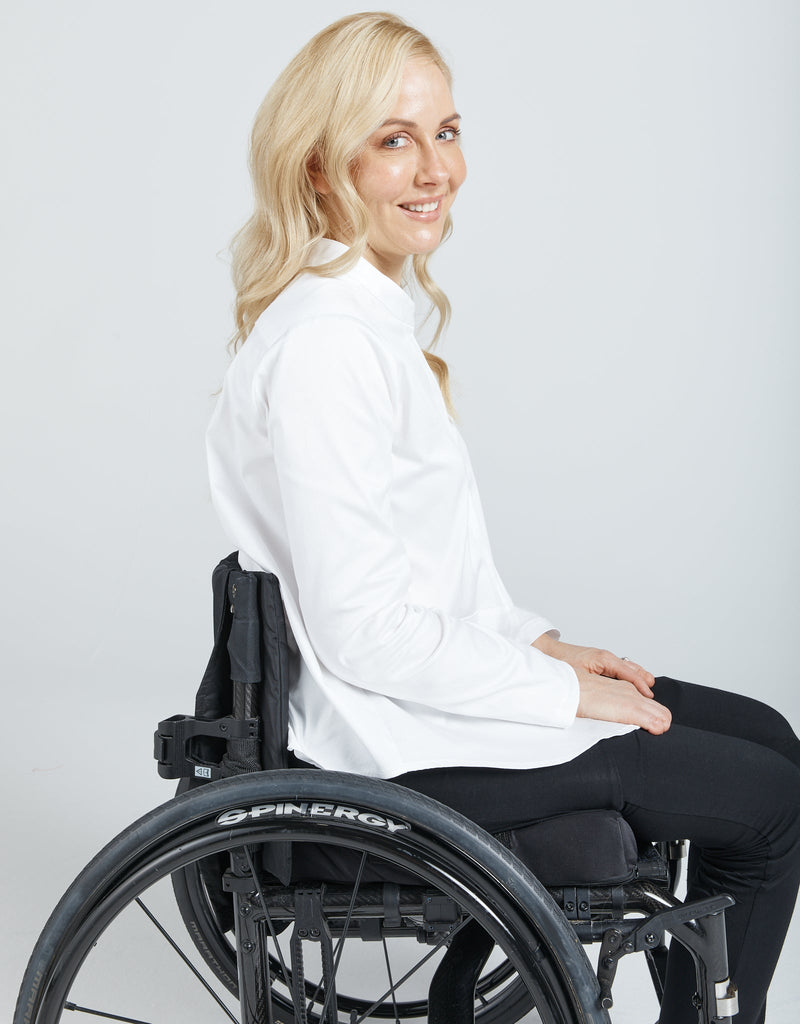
[194,766,212,779]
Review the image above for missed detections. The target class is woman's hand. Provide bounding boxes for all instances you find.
[532,635,671,735]
[532,636,655,695]
[573,669,671,734]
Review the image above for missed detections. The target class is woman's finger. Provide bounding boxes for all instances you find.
[612,657,656,696]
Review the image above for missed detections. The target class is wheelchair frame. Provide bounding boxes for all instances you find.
[15,556,740,1024]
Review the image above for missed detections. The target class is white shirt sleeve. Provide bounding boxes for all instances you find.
[260,316,579,729]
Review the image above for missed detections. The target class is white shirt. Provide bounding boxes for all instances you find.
[207,239,635,777]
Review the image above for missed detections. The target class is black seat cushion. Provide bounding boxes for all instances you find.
[495,809,639,886]
[288,809,639,888]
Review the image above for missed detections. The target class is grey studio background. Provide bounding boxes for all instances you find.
[2,1,798,1020]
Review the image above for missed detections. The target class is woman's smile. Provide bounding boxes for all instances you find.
[399,197,443,217]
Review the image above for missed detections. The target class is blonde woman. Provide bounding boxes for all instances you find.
[207,13,799,1024]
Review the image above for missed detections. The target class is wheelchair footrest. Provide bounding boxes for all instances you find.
[154,713,260,781]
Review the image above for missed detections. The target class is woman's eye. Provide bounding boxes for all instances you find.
[437,127,461,142]
[384,134,410,149]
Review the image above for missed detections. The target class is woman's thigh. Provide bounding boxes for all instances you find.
[395,679,800,843]
[394,738,622,833]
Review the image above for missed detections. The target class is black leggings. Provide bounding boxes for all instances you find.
[391,678,800,1024]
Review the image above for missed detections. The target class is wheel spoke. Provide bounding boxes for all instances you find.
[352,915,474,1024]
[63,1002,154,1024]
[380,936,400,1024]
[135,898,240,1024]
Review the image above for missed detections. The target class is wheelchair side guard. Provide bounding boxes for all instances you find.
[597,890,738,1023]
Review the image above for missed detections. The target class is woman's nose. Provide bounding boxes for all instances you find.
[416,144,450,185]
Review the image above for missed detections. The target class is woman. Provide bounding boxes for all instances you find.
[206,13,799,1024]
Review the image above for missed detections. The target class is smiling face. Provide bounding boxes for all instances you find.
[351,59,466,283]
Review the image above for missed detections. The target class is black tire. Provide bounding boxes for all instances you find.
[16,770,610,1024]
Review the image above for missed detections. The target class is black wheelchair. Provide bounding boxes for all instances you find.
[16,554,740,1024]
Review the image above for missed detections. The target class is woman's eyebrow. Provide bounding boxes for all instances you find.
[380,113,461,129]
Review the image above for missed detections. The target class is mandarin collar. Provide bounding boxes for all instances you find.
[308,238,416,327]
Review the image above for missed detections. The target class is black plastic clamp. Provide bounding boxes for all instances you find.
[153,713,260,780]
[421,894,460,942]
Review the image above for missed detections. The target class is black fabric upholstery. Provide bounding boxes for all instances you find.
[193,553,293,882]
[194,552,292,774]
[288,810,639,887]
[289,810,640,887]
[495,809,639,885]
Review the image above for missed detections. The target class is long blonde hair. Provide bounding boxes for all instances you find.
[230,12,455,408]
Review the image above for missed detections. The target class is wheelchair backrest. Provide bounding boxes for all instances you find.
[194,551,291,774]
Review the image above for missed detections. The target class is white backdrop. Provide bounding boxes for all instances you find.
[2,1,798,1019]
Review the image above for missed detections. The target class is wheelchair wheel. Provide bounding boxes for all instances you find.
[16,770,610,1024]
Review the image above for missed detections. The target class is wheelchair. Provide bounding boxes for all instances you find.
[16,554,740,1024]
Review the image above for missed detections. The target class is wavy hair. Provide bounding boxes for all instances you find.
[230,12,455,409]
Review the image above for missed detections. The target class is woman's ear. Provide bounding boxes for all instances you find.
[307,153,332,195]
